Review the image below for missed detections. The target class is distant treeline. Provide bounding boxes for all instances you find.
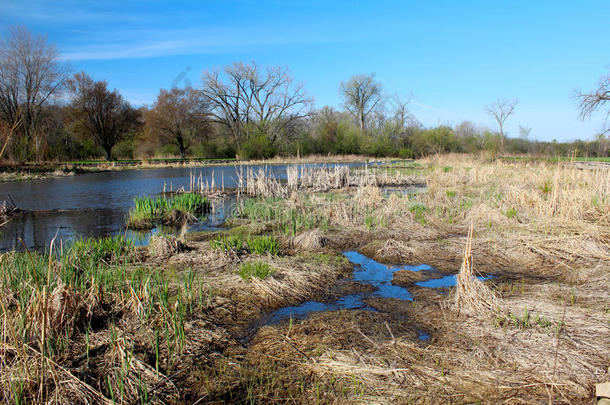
[1,27,608,163]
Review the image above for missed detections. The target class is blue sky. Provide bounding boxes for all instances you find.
[1,0,609,141]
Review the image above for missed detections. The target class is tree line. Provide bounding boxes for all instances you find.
[1,26,608,163]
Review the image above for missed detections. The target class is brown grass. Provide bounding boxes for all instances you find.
[1,154,608,404]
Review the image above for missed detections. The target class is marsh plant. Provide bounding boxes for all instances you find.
[0,234,215,404]
[238,261,274,281]
[236,197,329,235]
[211,234,279,255]
[127,192,210,230]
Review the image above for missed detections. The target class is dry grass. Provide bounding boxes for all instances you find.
[230,154,608,403]
[454,222,500,315]
[292,228,328,250]
[234,164,421,197]
[1,154,608,404]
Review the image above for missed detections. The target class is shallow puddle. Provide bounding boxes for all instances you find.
[262,251,432,324]
[259,251,496,330]
[417,331,431,341]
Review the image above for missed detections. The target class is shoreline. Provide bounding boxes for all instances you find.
[0,154,388,183]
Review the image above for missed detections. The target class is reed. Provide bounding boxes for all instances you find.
[126,193,210,230]
[234,164,420,198]
[211,234,279,255]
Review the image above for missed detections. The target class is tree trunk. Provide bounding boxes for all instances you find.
[178,136,186,159]
[105,146,113,161]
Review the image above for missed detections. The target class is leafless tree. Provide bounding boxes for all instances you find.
[485,98,518,151]
[577,70,610,134]
[146,87,210,158]
[454,121,479,138]
[0,26,70,161]
[339,74,383,132]
[200,61,312,151]
[389,93,419,129]
[68,72,141,160]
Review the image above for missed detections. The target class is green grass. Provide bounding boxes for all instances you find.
[505,207,518,219]
[211,234,247,251]
[127,193,210,229]
[409,203,428,225]
[247,235,280,255]
[211,234,279,255]
[236,197,329,236]
[0,234,217,402]
[238,261,274,282]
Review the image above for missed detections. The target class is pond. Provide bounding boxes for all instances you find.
[0,162,366,252]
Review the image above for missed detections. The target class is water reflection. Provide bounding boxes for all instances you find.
[261,251,419,325]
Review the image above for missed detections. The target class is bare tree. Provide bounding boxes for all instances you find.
[389,93,419,129]
[146,87,210,158]
[68,72,141,160]
[0,26,69,161]
[485,98,518,151]
[339,74,383,132]
[455,121,479,138]
[577,70,610,134]
[200,61,312,152]
[518,125,532,140]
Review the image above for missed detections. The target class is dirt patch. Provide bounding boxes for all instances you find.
[392,268,442,285]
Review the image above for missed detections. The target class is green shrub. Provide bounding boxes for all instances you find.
[239,132,276,159]
[398,148,414,159]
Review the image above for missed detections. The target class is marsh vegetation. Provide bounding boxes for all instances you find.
[0,155,608,404]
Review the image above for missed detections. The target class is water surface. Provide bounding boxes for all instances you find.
[262,251,429,324]
[0,163,362,251]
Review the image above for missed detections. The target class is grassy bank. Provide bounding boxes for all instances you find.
[0,154,608,403]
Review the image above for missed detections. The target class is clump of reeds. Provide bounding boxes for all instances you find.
[454,222,499,314]
[148,235,186,259]
[234,163,419,198]
[236,197,330,236]
[292,228,328,250]
[126,193,210,230]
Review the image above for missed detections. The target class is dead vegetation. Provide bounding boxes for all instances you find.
[1,155,608,404]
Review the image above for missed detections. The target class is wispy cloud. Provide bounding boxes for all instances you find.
[0,0,149,24]
[59,26,352,61]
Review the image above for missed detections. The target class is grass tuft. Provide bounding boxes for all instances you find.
[238,261,274,281]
